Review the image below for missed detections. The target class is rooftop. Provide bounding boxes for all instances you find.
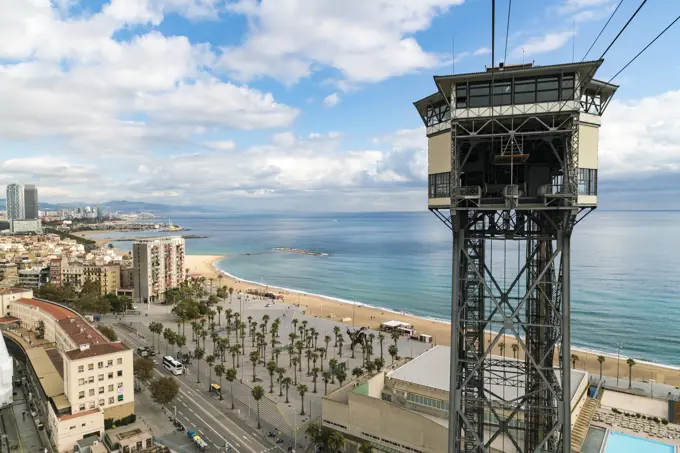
[16,298,74,321]
[64,342,127,360]
[387,345,586,403]
[58,317,106,346]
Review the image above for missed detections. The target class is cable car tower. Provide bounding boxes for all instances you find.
[414,60,617,453]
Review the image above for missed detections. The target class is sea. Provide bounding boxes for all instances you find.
[97,210,680,367]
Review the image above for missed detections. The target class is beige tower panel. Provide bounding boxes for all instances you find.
[428,132,451,175]
[578,123,599,170]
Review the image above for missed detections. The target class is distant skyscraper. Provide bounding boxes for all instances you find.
[6,184,24,220]
[24,185,38,219]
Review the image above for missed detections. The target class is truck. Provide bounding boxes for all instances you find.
[187,430,209,452]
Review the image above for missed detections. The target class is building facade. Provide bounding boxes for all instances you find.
[0,289,134,452]
[51,259,120,295]
[6,183,25,220]
[10,219,42,234]
[24,185,39,220]
[133,237,185,303]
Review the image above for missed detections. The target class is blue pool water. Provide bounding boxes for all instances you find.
[604,431,675,453]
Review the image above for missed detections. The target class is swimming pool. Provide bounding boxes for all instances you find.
[603,431,675,453]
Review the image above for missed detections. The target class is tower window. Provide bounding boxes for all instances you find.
[578,169,597,195]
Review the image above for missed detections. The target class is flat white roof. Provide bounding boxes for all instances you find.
[387,345,586,403]
[382,320,412,328]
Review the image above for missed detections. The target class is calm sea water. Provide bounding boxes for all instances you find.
[101,211,680,366]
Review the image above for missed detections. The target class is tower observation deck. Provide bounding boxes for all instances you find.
[414,60,618,453]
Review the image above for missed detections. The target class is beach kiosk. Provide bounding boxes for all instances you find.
[380,320,415,337]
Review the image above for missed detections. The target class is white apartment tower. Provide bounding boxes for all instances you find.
[132,236,185,303]
[6,183,25,220]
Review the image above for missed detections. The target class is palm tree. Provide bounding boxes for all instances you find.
[266,361,277,393]
[499,342,506,357]
[176,334,187,355]
[337,336,344,358]
[194,347,205,383]
[390,331,399,346]
[597,355,606,380]
[511,343,519,359]
[352,367,364,379]
[297,384,308,415]
[328,359,338,383]
[305,349,313,375]
[378,333,385,360]
[388,344,398,365]
[252,386,265,429]
[289,332,298,350]
[365,361,375,374]
[322,371,332,395]
[230,345,240,368]
[216,305,223,325]
[571,354,579,369]
[295,341,304,372]
[311,367,320,393]
[168,331,177,355]
[282,377,292,403]
[274,347,282,367]
[627,358,636,389]
[291,356,299,385]
[291,318,299,334]
[162,328,174,355]
[150,322,163,352]
[317,347,326,372]
[276,367,286,396]
[306,422,345,453]
[205,354,215,384]
[335,370,347,387]
[225,368,237,409]
[374,357,385,372]
[333,326,340,346]
[250,351,259,382]
[214,364,225,400]
[324,335,332,356]
[262,314,270,333]
[359,441,373,453]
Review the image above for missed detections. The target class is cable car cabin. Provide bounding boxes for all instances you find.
[414,60,618,212]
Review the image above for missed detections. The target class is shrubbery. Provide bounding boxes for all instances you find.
[104,414,137,430]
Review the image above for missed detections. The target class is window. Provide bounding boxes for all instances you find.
[98,361,104,369]
[79,404,86,411]
[89,389,95,396]
[117,358,123,365]
[492,81,512,106]
[561,74,575,101]
[455,84,467,108]
[78,378,85,385]
[381,393,392,403]
[70,426,76,430]
[89,402,95,409]
[98,374,104,381]
[428,172,450,198]
[117,382,123,389]
[118,395,124,402]
[99,387,105,394]
[88,364,94,370]
[469,82,490,107]
[98,399,105,406]
[79,391,85,399]
[78,365,84,373]
[108,385,114,392]
[108,372,114,379]
[107,360,113,367]
[88,376,94,383]
[578,169,597,195]
[117,370,123,377]
[109,397,115,404]
[514,78,536,104]
[536,76,559,102]
[406,392,449,412]
[82,423,86,427]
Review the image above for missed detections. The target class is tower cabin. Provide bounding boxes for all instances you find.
[415,60,618,212]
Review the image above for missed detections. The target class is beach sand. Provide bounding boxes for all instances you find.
[185,255,680,387]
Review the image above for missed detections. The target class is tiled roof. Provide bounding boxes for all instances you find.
[58,408,101,421]
[64,342,127,360]
[16,298,75,321]
[58,317,106,346]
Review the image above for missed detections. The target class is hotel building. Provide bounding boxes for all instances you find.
[132,237,185,303]
[0,288,134,452]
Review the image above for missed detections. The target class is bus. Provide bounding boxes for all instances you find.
[163,356,184,375]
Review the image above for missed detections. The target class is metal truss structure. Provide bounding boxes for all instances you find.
[435,107,587,453]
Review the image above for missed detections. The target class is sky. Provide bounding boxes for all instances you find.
[1,0,679,211]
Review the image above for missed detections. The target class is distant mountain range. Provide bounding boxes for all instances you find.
[0,199,217,214]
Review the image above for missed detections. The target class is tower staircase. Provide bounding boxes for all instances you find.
[571,397,600,452]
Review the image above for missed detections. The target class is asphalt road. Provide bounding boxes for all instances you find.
[113,325,288,453]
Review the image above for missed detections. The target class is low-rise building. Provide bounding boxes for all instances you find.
[0,288,134,452]
[322,345,589,453]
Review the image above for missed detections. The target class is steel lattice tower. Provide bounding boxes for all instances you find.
[414,60,617,453]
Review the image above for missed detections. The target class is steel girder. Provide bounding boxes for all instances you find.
[442,209,576,453]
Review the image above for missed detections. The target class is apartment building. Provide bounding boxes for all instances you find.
[0,289,134,452]
[132,237,185,303]
[50,258,121,295]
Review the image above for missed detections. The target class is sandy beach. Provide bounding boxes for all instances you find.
[71,227,680,387]
[184,255,680,387]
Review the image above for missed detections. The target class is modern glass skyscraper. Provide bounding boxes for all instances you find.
[24,185,39,219]
[5,183,25,220]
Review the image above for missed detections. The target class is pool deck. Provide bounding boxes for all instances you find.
[602,431,677,453]
[592,407,680,450]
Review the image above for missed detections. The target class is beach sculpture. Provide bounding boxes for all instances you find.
[347,327,367,350]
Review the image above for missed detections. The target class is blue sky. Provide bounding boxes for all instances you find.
[1,0,679,211]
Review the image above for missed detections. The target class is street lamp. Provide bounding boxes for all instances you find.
[616,342,623,387]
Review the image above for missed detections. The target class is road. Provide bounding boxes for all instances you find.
[113,324,287,453]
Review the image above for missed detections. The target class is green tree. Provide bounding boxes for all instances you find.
[250,351,259,382]
[378,333,385,360]
[597,355,606,380]
[35,321,45,340]
[499,341,506,357]
[322,371,331,395]
[306,422,345,453]
[627,358,636,389]
[291,356,299,385]
[214,364,225,400]
[311,367,320,393]
[216,305,223,325]
[194,347,205,383]
[359,441,373,453]
[335,370,347,387]
[388,344,398,365]
[266,360,277,393]
[163,328,175,356]
[134,357,155,381]
[206,354,216,385]
[571,354,579,369]
[149,322,164,352]
[276,367,286,396]
[282,377,292,403]
[252,385,265,429]
[373,357,385,372]
[149,376,180,406]
[352,367,364,379]
[297,384,308,415]
[225,368,237,409]
[511,343,519,359]
[176,335,187,354]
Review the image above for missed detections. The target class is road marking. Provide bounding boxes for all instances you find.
[189,409,196,414]
[181,402,188,408]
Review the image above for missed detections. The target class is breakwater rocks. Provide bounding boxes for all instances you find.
[272,247,329,257]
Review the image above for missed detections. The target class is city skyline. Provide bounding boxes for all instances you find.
[1,0,678,212]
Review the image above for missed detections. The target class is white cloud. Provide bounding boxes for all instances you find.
[217,0,465,85]
[323,93,341,108]
[558,0,613,14]
[473,47,491,56]
[512,31,573,57]
[600,90,680,176]
[204,141,237,151]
